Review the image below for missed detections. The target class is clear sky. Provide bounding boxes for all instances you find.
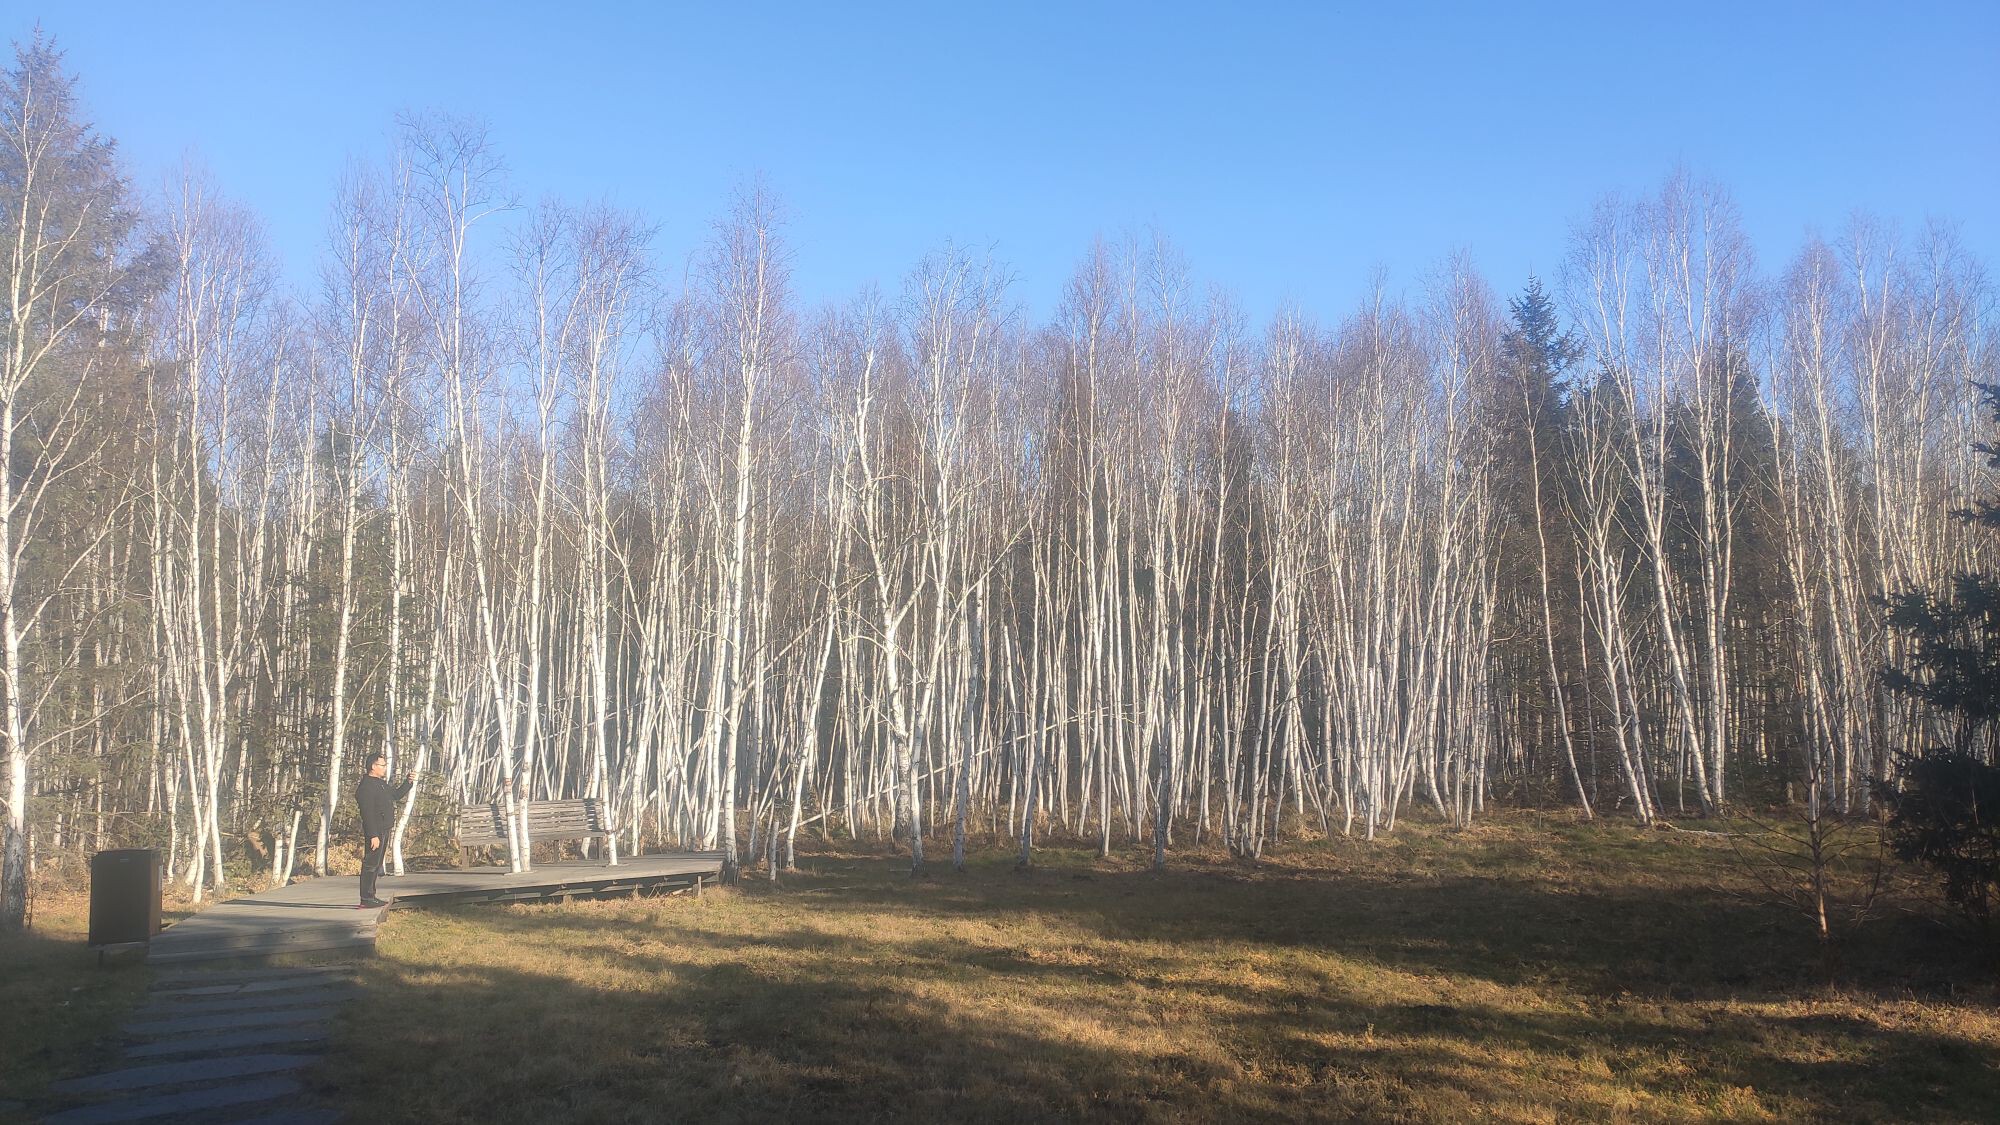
[18,1,1999,325]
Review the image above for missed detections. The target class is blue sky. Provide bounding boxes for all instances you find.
[20,2,1999,324]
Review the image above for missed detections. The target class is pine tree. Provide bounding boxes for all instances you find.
[1876,383,2000,939]
[1,32,150,930]
[1489,278,1591,811]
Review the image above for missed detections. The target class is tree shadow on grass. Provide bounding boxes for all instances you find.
[0,925,150,1121]
[327,943,1592,1123]
[325,859,2000,1124]
[760,855,1989,1001]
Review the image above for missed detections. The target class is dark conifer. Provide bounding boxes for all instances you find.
[1877,383,2000,939]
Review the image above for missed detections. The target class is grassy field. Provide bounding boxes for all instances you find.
[307,818,1999,1123]
[0,866,313,1121]
[0,885,154,1120]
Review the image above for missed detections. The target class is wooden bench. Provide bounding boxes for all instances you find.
[457,798,614,867]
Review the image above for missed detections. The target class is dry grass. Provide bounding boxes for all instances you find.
[0,863,294,1121]
[314,817,2000,1123]
[0,887,151,1121]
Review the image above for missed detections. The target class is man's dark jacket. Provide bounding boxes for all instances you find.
[357,773,413,841]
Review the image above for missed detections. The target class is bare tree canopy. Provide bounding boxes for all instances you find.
[4,37,1995,930]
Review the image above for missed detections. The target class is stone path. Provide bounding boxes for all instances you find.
[38,853,724,1118]
[40,966,351,1124]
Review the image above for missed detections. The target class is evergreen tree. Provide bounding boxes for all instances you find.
[1500,277,1584,411]
[0,32,151,930]
[1876,383,2000,939]
[1488,277,1589,809]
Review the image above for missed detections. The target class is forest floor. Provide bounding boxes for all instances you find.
[8,815,1999,1122]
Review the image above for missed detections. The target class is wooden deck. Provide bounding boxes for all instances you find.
[145,852,724,965]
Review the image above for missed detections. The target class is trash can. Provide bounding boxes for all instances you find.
[89,848,162,949]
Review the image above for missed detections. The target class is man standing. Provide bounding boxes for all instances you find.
[356,751,413,908]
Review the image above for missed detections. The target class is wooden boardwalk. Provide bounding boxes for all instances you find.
[146,852,724,965]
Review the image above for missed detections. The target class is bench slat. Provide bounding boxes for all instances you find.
[457,799,609,849]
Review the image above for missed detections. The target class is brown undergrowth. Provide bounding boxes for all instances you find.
[315,816,2000,1123]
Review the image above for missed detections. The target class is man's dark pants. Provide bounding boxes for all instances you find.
[360,838,386,902]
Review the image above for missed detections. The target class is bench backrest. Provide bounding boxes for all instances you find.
[458,798,607,847]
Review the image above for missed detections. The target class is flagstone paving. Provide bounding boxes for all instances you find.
[41,854,722,1120]
[39,967,347,1123]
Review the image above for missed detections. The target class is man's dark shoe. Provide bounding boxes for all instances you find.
[360,897,389,908]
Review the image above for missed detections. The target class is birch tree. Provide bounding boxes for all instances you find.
[1,36,145,927]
